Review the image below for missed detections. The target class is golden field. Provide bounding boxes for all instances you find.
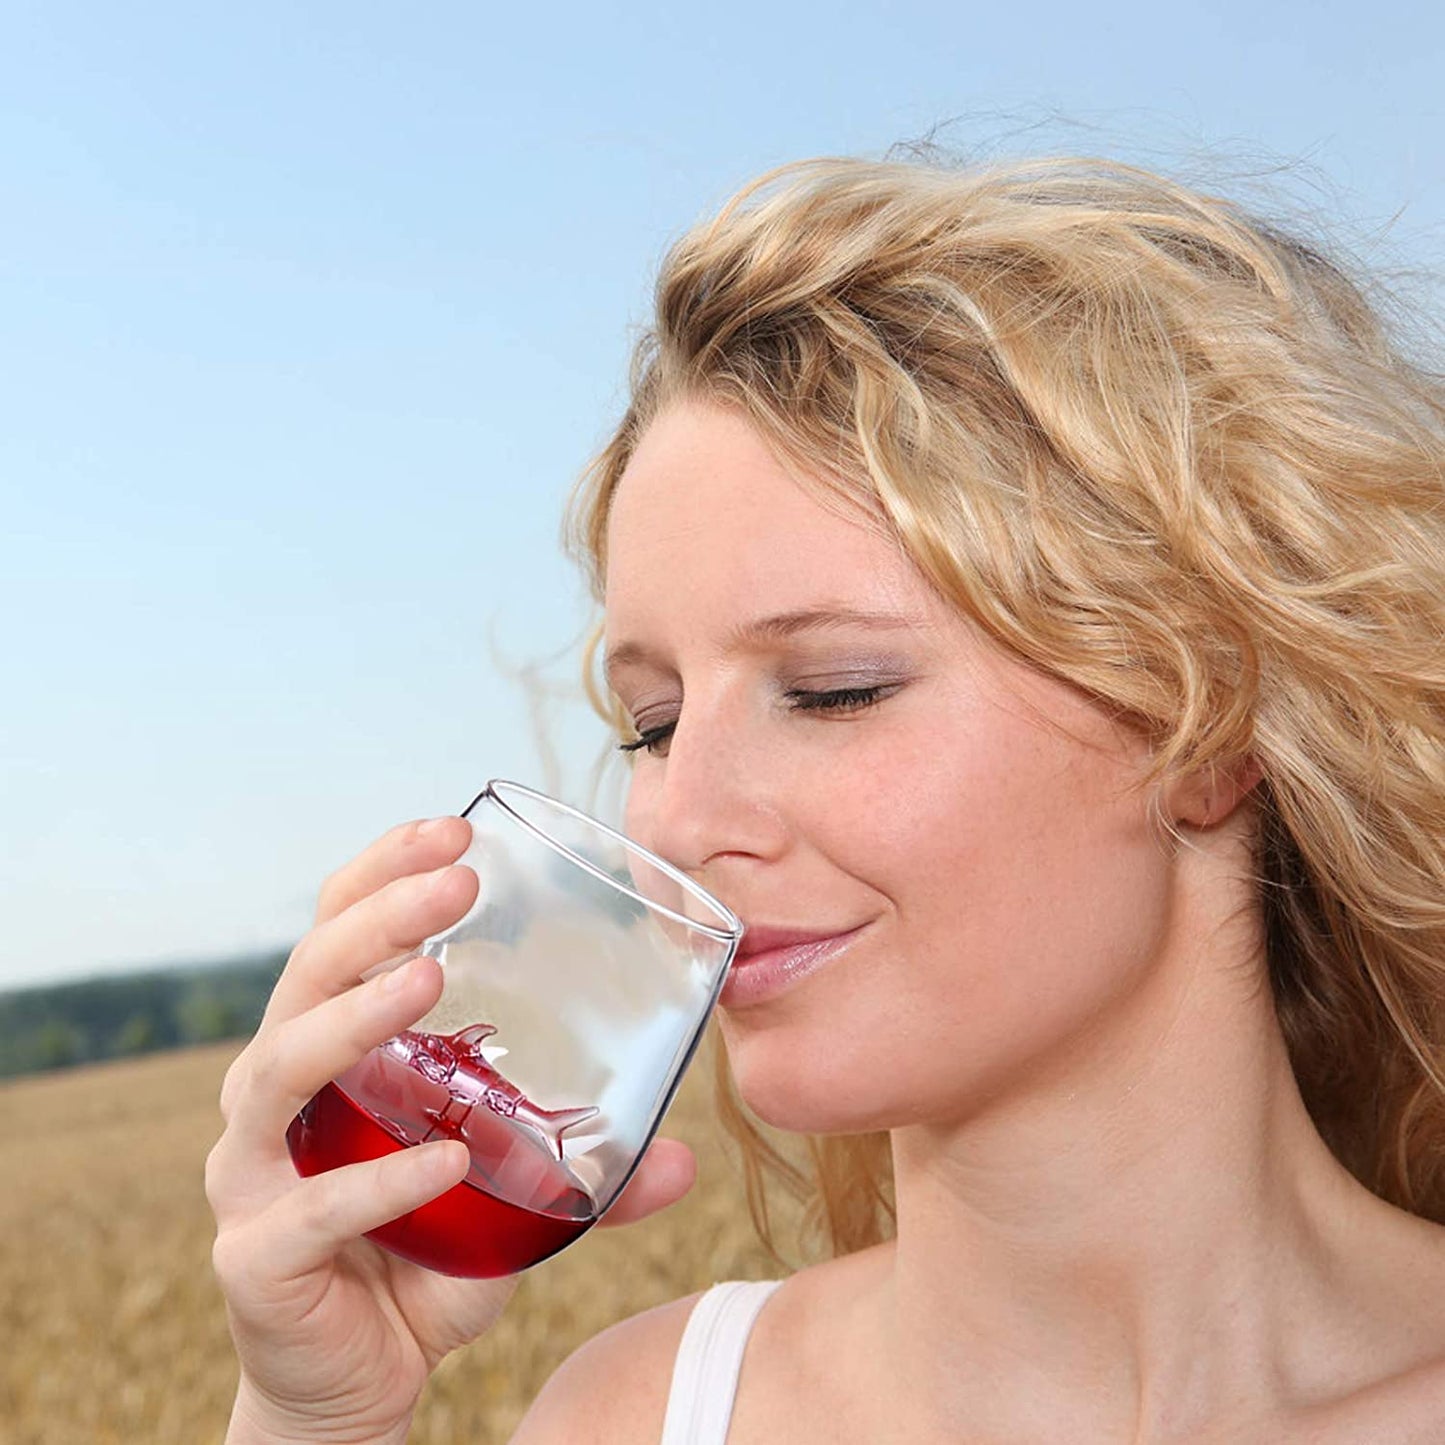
[0,1038,790,1444]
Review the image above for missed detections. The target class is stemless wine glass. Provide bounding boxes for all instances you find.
[286,779,742,1278]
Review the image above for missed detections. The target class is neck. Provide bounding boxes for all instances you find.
[877,851,1384,1440]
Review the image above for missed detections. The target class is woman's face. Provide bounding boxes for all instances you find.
[604,401,1184,1134]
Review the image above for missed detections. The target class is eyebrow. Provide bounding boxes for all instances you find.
[603,606,926,683]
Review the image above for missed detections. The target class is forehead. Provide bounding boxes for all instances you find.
[603,401,931,627]
[600,401,1155,772]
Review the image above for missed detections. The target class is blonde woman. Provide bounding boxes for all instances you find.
[207,155,1445,1442]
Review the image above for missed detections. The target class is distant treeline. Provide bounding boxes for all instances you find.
[0,952,287,1079]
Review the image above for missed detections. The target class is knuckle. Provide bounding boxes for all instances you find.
[244,1024,305,1108]
[243,1044,279,1105]
[278,925,325,997]
[295,1165,347,1239]
[315,869,348,921]
[222,1028,304,1129]
[203,1140,230,1214]
[218,1051,251,1122]
[210,1224,251,1293]
[203,1141,260,1242]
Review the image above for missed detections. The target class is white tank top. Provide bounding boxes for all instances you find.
[659,1279,783,1444]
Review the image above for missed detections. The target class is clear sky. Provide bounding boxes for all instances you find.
[3,1,1442,989]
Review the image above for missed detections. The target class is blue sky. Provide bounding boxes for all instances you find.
[3,1,1441,988]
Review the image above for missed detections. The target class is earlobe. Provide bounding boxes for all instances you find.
[1173,756,1264,829]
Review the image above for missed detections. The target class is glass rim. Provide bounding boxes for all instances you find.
[459,778,744,944]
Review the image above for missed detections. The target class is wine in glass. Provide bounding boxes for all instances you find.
[286,780,742,1277]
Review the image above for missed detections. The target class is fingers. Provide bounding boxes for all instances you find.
[266,862,479,1025]
[225,955,446,1157]
[213,1139,472,1295]
[314,816,472,926]
[596,1138,698,1227]
[215,823,481,1210]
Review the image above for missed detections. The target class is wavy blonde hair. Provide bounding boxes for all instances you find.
[562,154,1445,1263]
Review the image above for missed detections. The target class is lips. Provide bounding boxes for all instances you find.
[720,921,869,1008]
[732,924,853,964]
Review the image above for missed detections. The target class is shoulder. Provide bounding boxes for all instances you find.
[508,1289,707,1445]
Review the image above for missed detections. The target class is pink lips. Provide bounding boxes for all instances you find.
[720,922,868,1009]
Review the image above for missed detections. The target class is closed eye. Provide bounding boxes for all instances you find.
[617,721,678,756]
[783,684,891,714]
[618,684,897,758]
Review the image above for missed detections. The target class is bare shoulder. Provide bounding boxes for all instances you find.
[508,1289,705,1445]
[1288,1204,1445,1442]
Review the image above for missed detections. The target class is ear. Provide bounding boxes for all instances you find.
[1168,755,1264,830]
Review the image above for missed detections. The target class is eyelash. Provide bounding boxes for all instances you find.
[618,684,892,757]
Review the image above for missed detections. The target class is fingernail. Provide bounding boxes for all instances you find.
[381,956,417,993]
[428,1140,468,1180]
[418,817,451,837]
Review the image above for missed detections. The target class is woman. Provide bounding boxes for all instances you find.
[207,154,1445,1441]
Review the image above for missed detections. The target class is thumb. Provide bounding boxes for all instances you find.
[596,1137,698,1227]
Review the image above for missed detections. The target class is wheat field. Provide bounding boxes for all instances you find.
[0,1039,788,1443]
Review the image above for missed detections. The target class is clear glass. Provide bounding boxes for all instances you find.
[286,780,742,1277]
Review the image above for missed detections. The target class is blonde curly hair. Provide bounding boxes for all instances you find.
[563,154,1445,1261]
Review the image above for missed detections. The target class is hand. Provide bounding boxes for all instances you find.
[206,816,698,1444]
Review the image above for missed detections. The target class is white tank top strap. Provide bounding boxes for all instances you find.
[659,1278,784,1445]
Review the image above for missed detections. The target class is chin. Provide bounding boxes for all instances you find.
[721,1020,910,1136]
[720,999,1056,1139]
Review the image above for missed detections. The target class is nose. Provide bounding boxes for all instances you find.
[626,698,788,883]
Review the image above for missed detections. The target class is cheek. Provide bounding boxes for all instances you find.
[722,716,1176,1133]
[622,769,654,848]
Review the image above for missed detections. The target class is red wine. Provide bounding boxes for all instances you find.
[286,1033,598,1277]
